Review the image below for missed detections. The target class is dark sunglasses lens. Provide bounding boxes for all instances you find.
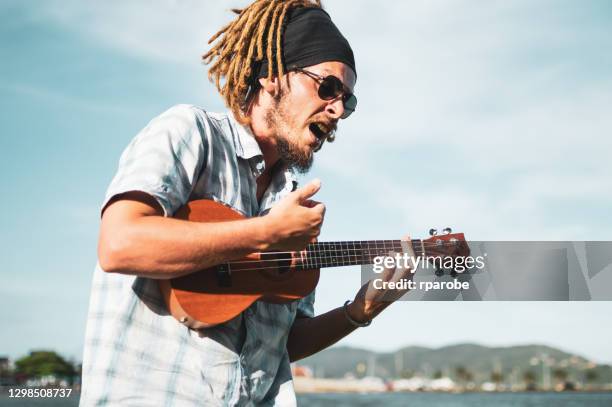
[318,77,343,100]
[341,94,357,119]
[316,75,356,119]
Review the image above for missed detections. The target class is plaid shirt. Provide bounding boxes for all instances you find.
[80,105,315,406]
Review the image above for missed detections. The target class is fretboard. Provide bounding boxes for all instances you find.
[293,240,422,270]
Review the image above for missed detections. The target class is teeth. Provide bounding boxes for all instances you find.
[315,123,329,135]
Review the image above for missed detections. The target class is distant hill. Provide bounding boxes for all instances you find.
[300,343,612,384]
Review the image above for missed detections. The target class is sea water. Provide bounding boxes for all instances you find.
[2,392,612,406]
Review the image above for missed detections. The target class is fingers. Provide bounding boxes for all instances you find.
[386,250,413,301]
[293,179,321,201]
[303,200,325,223]
[302,199,322,208]
[303,200,325,218]
[379,251,397,281]
[401,234,417,261]
[311,202,326,217]
[381,250,414,286]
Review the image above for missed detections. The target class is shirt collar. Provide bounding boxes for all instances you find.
[227,112,263,160]
[226,111,298,188]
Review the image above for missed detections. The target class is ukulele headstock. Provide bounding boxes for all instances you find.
[421,227,470,275]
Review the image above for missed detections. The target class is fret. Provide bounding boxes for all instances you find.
[329,241,337,267]
[309,243,314,268]
[299,240,405,269]
[308,242,318,269]
[340,241,348,265]
[345,241,354,266]
[358,241,365,265]
[363,241,373,264]
[349,241,357,265]
[330,241,338,267]
[333,241,339,265]
[347,241,355,266]
[320,242,327,268]
[331,241,338,266]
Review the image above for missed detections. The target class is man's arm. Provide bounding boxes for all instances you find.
[98,180,325,279]
[286,307,357,362]
[287,300,394,362]
[287,242,415,362]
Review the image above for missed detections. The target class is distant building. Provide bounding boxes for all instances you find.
[0,356,15,386]
[0,357,9,369]
[291,364,313,378]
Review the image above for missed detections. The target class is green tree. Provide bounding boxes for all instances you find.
[490,371,504,385]
[400,369,415,379]
[553,368,568,383]
[15,351,76,381]
[585,369,598,383]
[455,365,473,383]
[523,370,537,390]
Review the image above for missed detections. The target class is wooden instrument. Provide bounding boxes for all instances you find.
[158,199,469,329]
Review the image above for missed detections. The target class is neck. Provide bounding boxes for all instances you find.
[247,97,280,172]
[225,239,427,271]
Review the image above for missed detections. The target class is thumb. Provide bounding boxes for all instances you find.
[293,179,321,201]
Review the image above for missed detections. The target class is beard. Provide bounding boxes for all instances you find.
[265,91,314,174]
[276,136,313,174]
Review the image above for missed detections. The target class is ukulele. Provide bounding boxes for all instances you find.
[158,199,469,329]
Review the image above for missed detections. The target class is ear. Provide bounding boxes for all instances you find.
[258,75,282,97]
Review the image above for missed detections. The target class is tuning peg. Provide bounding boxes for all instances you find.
[443,227,452,235]
[429,228,438,236]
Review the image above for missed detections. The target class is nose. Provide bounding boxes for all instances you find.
[325,97,345,120]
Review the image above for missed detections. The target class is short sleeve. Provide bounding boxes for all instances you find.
[102,105,209,216]
[296,290,315,318]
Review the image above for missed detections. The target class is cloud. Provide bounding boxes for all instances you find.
[21,0,246,64]
[315,1,612,240]
[12,0,612,237]
[0,81,144,117]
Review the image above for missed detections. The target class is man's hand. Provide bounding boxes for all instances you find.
[346,236,416,324]
[287,236,416,361]
[265,179,326,251]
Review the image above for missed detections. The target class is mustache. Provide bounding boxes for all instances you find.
[307,116,338,132]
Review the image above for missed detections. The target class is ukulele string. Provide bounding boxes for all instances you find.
[227,240,464,265]
[229,241,465,260]
[223,246,464,272]
[255,240,464,256]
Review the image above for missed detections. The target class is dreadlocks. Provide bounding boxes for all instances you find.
[203,0,322,126]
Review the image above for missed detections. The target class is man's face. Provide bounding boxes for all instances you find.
[265,61,356,173]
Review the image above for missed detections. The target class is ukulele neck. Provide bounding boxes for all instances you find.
[294,240,424,269]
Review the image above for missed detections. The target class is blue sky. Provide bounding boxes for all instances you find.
[1,0,612,364]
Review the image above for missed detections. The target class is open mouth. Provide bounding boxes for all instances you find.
[308,122,332,142]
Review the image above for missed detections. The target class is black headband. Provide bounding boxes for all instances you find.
[255,7,356,80]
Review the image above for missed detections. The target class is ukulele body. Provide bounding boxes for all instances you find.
[158,199,320,329]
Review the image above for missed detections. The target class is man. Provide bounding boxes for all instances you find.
[80,1,412,405]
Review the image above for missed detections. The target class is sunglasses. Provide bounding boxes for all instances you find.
[293,68,357,119]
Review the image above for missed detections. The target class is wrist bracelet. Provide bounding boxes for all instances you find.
[343,300,372,327]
